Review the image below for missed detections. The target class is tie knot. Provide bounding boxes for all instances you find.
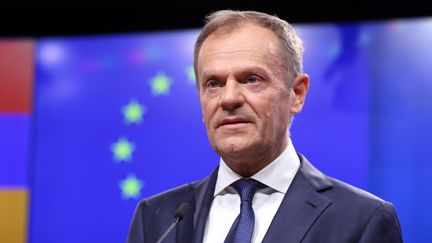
[231,179,265,203]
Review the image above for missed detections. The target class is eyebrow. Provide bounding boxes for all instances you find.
[200,65,270,80]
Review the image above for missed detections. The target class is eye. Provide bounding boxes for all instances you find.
[246,76,259,84]
[206,80,221,88]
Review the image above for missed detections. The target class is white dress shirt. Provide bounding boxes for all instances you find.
[202,139,301,243]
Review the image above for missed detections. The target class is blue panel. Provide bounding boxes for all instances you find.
[0,114,29,187]
[30,30,218,243]
[368,18,432,243]
[293,23,369,190]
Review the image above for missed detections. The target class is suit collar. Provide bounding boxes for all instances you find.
[262,153,333,243]
[216,141,300,195]
[297,153,333,192]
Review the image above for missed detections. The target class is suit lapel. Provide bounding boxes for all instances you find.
[262,154,333,243]
[174,192,195,243]
[166,167,218,243]
[191,168,218,243]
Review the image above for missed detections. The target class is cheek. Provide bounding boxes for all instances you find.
[275,105,290,126]
[262,97,291,129]
[201,101,216,128]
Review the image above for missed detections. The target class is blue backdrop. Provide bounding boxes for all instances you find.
[30,18,432,242]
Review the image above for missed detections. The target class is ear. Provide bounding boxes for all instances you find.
[290,74,310,114]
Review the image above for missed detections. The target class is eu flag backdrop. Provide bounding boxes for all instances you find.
[28,18,432,243]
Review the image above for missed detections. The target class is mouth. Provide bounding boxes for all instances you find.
[217,117,252,129]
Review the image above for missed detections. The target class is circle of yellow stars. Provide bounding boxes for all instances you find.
[112,66,194,200]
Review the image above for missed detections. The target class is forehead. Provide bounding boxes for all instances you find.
[197,23,284,74]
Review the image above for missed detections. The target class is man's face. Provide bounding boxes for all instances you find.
[196,23,308,173]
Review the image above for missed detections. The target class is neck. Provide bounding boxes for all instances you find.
[222,140,288,177]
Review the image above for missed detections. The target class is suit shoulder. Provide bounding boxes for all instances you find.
[127,180,201,243]
[325,176,391,211]
[140,182,194,206]
[138,176,206,207]
[298,154,388,209]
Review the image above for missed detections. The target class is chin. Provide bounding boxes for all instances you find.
[211,132,259,154]
[215,141,255,158]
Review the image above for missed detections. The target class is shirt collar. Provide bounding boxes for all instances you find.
[214,138,300,196]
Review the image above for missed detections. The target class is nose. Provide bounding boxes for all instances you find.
[219,78,244,111]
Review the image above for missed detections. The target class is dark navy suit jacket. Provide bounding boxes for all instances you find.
[127,154,403,243]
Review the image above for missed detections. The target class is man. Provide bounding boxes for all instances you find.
[127,10,403,243]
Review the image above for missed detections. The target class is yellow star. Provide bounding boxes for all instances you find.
[122,100,146,124]
[111,137,135,162]
[150,72,171,95]
[119,174,144,199]
[186,65,196,85]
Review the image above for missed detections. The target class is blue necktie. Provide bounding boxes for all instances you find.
[224,179,265,243]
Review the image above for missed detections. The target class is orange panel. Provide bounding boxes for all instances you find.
[0,40,33,112]
[0,190,27,243]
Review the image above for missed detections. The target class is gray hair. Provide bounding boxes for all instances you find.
[193,10,304,83]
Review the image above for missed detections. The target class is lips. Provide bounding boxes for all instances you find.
[217,117,251,128]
